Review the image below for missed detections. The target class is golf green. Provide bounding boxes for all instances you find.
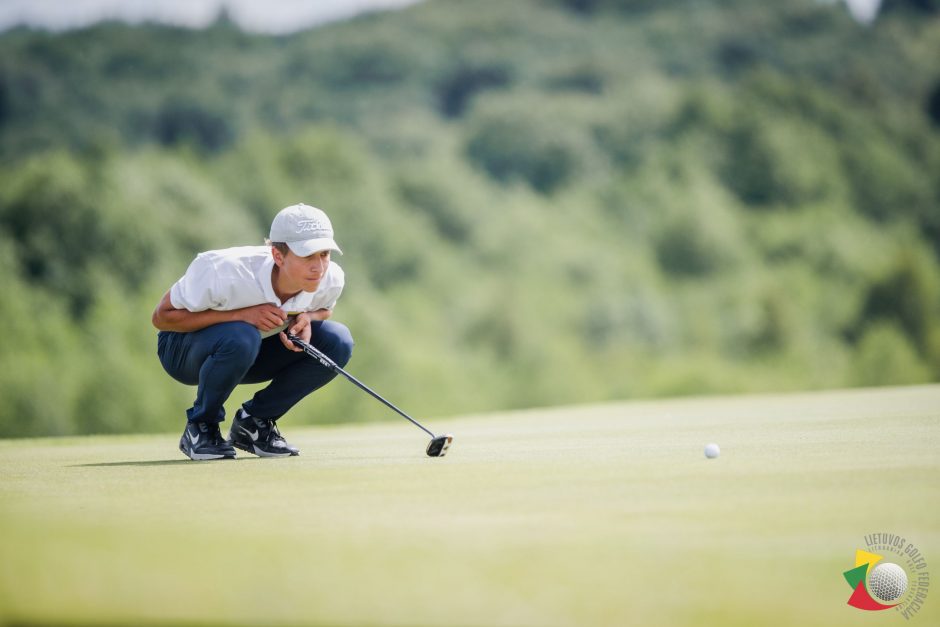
[1,385,938,626]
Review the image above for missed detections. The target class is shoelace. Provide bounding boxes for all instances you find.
[256,418,286,445]
[268,420,288,445]
[207,423,227,446]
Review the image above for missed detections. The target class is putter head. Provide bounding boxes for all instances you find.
[426,434,453,457]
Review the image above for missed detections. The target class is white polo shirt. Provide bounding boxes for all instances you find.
[169,246,344,338]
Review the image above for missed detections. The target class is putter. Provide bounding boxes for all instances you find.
[285,332,453,457]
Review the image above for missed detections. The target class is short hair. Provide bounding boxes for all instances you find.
[265,239,290,256]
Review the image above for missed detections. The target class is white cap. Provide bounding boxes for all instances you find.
[269,203,342,257]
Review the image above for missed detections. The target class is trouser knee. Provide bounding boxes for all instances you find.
[319,321,354,367]
[215,321,262,367]
[158,321,262,386]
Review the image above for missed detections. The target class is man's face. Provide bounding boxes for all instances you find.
[274,247,331,292]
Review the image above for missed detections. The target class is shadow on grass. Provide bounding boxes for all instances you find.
[70,459,241,467]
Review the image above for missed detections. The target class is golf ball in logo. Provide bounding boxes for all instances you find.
[868,563,908,603]
[704,443,720,459]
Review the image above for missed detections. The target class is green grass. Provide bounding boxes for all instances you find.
[1,385,938,626]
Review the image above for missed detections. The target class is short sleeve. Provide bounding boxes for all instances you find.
[169,253,220,312]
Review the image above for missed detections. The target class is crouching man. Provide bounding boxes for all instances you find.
[152,203,353,460]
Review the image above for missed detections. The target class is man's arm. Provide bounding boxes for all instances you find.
[151,291,289,333]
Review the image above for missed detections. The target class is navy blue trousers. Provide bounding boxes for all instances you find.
[157,320,354,424]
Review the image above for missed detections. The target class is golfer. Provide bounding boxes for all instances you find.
[152,203,354,460]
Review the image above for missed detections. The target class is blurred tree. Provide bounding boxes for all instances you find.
[319,39,414,87]
[857,247,940,353]
[841,134,934,224]
[0,153,151,314]
[465,105,590,193]
[552,0,689,14]
[851,322,930,386]
[0,72,9,127]
[718,114,835,208]
[926,79,940,127]
[152,99,236,153]
[881,0,940,14]
[436,63,512,118]
[395,173,473,243]
[544,63,606,94]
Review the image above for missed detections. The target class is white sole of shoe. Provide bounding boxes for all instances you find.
[180,444,234,461]
[250,444,292,458]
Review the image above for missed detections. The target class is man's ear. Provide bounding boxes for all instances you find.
[271,246,286,267]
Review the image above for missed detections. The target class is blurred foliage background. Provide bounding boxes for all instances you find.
[1,0,938,437]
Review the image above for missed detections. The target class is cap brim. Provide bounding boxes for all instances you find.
[286,238,342,257]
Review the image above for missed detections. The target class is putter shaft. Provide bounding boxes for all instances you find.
[285,332,437,438]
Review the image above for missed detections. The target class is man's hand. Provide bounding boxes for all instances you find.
[279,309,331,352]
[239,304,288,332]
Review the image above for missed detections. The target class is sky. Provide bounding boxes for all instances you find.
[0,0,425,34]
[842,0,882,24]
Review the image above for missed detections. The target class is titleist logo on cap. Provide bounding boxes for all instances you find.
[296,219,327,234]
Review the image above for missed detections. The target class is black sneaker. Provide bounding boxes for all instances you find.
[229,409,300,457]
[179,421,236,461]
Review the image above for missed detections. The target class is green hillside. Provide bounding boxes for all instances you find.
[1,0,939,437]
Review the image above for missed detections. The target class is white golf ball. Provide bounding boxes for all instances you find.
[704,443,720,459]
[869,563,908,603]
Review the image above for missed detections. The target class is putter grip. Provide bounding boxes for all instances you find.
[286,333,338,370]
